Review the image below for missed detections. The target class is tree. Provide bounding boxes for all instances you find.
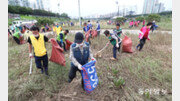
[116,17,126,23]
[135,16,145,22]
[146,14,161,22]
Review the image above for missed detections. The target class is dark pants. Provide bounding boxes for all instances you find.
[113,42,121,59]
[68,64,84,89]
[13,36,20,45]
[137,37,146,51]
[34,54,49,75]
[57,40,66,51]
[97,31,100,36]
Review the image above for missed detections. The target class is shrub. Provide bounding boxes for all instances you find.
[116,17,127,23]
[135,16,145,22]
[146,14,161,22]
[36,18,54,26]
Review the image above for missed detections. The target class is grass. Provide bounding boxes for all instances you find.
[8,30,172,100]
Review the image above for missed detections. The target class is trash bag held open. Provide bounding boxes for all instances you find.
[122,36,133,53]
[49,38,66,66]
[81,60,98,93]
[65,39,73,50]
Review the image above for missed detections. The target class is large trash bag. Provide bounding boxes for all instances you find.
[81,60,98,93]
[85,30,90,42]
[65,39,73,50]
[49,38,66,66]
[122,36,133,53]
[91,30,98,38]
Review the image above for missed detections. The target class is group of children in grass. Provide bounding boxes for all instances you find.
[9,20,154,90]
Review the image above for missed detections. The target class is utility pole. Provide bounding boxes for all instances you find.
[78,0,81,28]
[116,1,119,16]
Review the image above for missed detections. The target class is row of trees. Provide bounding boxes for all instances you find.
[116,14,162,23]
[8,5,70,19]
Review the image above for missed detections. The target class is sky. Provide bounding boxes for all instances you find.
[34,0,172,18]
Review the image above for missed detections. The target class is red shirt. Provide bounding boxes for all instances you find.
[143,27,150,40]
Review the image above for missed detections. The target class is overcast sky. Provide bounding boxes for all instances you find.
[49,0,172,18]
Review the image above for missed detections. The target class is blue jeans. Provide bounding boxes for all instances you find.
[113,43,121,59]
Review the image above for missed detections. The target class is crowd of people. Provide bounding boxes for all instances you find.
[8,19,156,91]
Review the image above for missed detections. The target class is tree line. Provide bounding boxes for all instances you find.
[8,5,70,19]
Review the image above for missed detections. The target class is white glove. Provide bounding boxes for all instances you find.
[116,44,119,48]
[78,64,82,70]
[29,53,33,58]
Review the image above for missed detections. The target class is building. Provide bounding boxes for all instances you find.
[8,0,30,7]
[143,0,165,14]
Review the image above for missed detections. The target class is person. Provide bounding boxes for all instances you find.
[96,21,101,37]
[113,23,123,37]
[129,20,134,28]
[87,20,92,30]
[10,24,15,34]
[142,20,145,27]
[150,20,158,32]
[104,30,121,61]
[56,30,69,52]
[56,24,62,36]
[27,26,50,76]
[68,32,96,89]
[136,22,153,51]
[12,29,23,45]
[83,22,90,34]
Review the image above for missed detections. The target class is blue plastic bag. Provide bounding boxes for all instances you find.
[81,60,98,93]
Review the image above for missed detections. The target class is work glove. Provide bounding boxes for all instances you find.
[116,43,119,48]
[29,53,33,58]
[78,64,83,70]
[91,57,96,62]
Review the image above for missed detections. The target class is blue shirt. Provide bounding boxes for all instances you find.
[83,26,90,33]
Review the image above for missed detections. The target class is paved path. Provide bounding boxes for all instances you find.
[43,29,172,36]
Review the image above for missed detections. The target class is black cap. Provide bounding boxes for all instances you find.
[74,32,84,43]
[116,23,120,26]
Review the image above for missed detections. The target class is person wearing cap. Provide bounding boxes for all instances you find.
[56,30,69,52]
[104,30,121,61]
[68,32,96,89]
[27,26,51,76]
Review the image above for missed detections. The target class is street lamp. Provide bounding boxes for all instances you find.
[78,0,81,28]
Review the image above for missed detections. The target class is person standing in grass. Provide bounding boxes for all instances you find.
[136,22,153,51]
[68,32,96,89]
[113,23,125,52]
[83,22,90,34]
[104,30,121,61]
[96,21,101,37]
[56,30,69,52]
[28,26,51,76]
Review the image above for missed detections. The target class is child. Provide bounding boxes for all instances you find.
[27,26,50,76]
[104,30,121,61]
[136,22,153,51]
[56,30,69,52]
[68,32,96,89]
